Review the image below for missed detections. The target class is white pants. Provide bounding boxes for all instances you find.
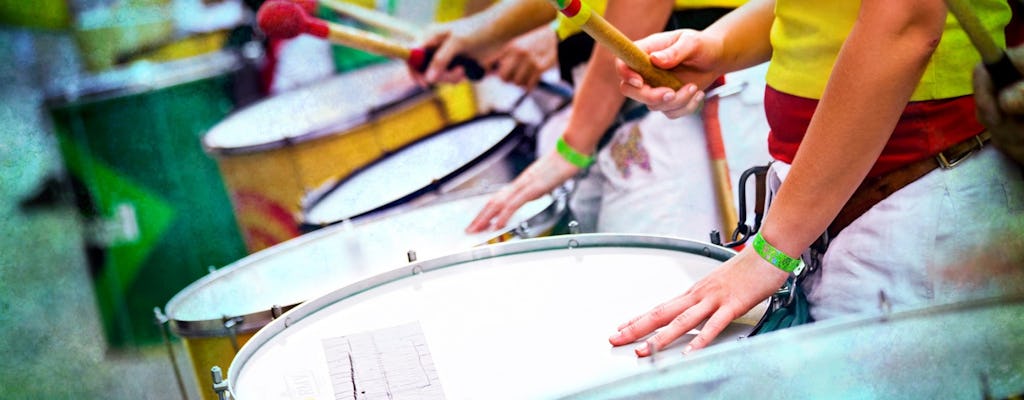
[594,64,773,239]
[769,147,1024,321]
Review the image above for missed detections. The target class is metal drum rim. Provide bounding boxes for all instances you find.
[201,87,433,155]
[299,112,528,226]
[44,50,242,109]
[226,233,740,395]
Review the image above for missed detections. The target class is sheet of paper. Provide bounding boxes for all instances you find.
[322,322,445,400]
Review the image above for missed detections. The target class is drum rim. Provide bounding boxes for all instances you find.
[44,50,241,108]
[163,187,567,337]
[299,113,526,227]
[564,292,1024,399]
[226,233,741,393]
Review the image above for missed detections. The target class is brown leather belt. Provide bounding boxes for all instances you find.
[827,131,991,239]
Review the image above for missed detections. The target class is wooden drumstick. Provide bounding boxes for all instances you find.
[943,0,1022,89]
[319,0,423,39]
[548,0,681,89]
[548,0,739,235]
[257,0,485,79]
[285,0,422,39]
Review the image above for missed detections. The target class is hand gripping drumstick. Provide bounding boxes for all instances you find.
[943,0,1023,89]
[285,0,422,39]
[548,0,739,235]
[257,0,485,79]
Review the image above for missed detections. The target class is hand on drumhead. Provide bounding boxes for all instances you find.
[616,30,723,119]
[466,151,578,233]
[609,247,788,356]
[973,46,1024,165]
[488,25,558,90]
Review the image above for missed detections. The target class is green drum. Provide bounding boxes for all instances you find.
[46,51,248,348]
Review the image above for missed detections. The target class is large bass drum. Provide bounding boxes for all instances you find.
[227,234,768,399]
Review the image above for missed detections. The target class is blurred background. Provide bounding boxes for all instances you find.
[0,1,497,398]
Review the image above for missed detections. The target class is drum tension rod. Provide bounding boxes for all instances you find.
[211,366,230,400]
[154,307,190,400]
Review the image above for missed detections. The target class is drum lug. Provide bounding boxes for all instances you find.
[211,366,231,400]
[567,220,580,235]
[515,221,530,238]
[271,305,284,319]
[407,250,417,263]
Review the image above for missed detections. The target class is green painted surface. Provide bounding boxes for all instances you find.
[47,71,247,347]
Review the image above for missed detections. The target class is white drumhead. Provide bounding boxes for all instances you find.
[303,115,520,225]
[166,191,558,334]
[203,62,418,151]
[230,235,766,399]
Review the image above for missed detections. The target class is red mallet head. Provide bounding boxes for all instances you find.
[256,0,329,39]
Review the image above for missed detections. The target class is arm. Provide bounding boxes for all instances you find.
[760,0,946,257]
[612,0,949,356]
[465,0,676,232]
[420,0,556,82]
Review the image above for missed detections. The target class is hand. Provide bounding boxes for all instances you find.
[416,18,495,84]
[974,46,1024,165]
[608,246,788,356]
[616,29,724,119]
[466,150,578,233]
[487,25,558,90]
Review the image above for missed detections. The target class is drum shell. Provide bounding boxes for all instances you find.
[45,51,247,348]
[204,68,482,253]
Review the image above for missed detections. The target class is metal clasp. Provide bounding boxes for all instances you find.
[936,135,985,169]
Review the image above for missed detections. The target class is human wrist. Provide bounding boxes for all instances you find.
[555,135,594,168]
[751,231,804,275]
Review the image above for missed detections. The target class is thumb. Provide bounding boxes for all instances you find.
[646,30,703,70]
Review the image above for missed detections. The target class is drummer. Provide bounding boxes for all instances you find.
[417,0,767,238]
[609,0,1024,356]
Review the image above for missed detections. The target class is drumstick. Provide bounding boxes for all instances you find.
[283,0,422,39]
[319,0,423,39]
[548,0,739,234]
[943,0,1022,89]
[257,0,485,79]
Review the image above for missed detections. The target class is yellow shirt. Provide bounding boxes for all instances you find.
[766,0,1011,101]
[555,0,746,40]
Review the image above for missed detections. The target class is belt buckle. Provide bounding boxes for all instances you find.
[936,135,985,169]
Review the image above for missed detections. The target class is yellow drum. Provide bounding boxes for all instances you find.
[162,188,565,400]
[203,61,476,252]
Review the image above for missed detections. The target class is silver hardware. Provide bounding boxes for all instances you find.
[154,308,190,400]
[211,366,230,400]
[568,220,580,235]
[271,305,283,319]
[407,250,417,263]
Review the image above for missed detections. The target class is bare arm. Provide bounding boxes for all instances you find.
[761,0,947,257]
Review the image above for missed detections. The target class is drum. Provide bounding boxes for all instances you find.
[301,113,534,229]
[45,50,247,347]
[227,234,769,399]
[569,294,1024,399]
[165,189,565,400]
[204,62,531,252]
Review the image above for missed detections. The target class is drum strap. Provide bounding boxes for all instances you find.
[827,131,991,239]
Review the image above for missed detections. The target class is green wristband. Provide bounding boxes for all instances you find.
[751,232,804,274]
[556,136,594,168]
